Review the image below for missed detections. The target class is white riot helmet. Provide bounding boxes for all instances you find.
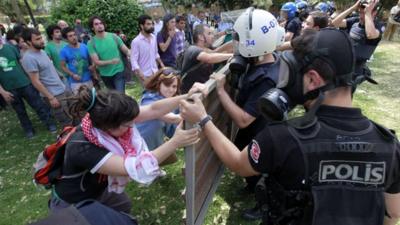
[233,8,280,58]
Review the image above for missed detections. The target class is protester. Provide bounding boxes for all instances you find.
[60,27,96,94]
[57,20,69,30]
[157,14,178,68]
[87,16,131,93]
[0,41,56,138]
[175,15,187,55]
[277,10,329,51]
[153,12,163,36]
[45,25,68,82]
[131,15,164,84]
[21,28,73,127]
[74,18,90,44]
[179,24,232,93]
[49,85,198,215]
[192,10,207,30]
[137,67,181,151]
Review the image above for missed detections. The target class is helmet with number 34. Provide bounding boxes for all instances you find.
[233,8,284,58]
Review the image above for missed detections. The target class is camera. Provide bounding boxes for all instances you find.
[359,0,369,8]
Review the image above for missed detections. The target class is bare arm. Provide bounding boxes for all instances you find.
[196,51,232,64]
[217,88,256,128]
[331,1,360,28]
[135,94,188,123]
[97,123,199,175]
[364,0,380,39]
[90,53,119,67]
[384,192,400,225]
[119,44,130,58]
[158,36,173,52]
[27,72,54,99]
[284,32,294,42]
[213,41,233,53]
[276,41,292,51]
[160,113,182,124]
[27,71,60,108]
[156,58,165,68]
[0,84,14,103]
[180,97,259,177]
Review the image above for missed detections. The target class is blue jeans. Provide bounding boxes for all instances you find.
[9,84,54,133]
[101,71,125,93]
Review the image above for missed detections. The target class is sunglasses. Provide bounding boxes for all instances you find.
[160,68,179,78]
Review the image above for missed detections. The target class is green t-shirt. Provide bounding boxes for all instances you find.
[45,40,67,76]
[0,44,30,90]
[88,32,124,77]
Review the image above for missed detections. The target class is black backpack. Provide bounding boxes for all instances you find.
[175,47,204,81]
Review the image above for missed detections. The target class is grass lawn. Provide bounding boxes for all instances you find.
[0,40,399,225]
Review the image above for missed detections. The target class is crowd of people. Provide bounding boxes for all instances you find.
[1,0,400,224]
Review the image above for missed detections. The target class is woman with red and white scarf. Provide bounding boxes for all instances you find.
[49,85,199,214]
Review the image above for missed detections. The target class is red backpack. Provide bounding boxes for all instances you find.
[33,126,77,189]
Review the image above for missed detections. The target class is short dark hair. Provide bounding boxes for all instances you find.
[69,86,140,130]
[291,29,334,82]
[5,29,16,41]
[138,14,152,30]
[21,28,41,43]
[193,24,206,44]
[176,15,186,23]
[46,24,61,40]
[88,16,105,31]
[62,27,75,39]
[309,11,328,29]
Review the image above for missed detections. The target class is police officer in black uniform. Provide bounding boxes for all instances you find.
[180,28,400,225]
[205,8,285,220]
[332,0,383,91]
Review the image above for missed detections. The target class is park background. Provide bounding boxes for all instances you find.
[0,0,399,224]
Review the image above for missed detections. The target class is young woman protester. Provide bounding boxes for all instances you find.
[137,68,181,166]
[157,14,178,68]
[49,85,199,214]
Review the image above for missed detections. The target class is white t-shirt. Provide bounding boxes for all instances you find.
[154,20,163,36]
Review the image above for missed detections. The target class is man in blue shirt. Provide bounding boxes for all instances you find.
[60,27,97,94]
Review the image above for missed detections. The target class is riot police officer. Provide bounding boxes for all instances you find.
[332,0,383,90]
[209,8,284,220]
[180,28,400,225]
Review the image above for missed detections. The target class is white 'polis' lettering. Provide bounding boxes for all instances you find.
[319,160,385,185]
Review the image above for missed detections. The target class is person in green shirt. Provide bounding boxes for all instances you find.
[87,16,131,93]
[45,25,68,86]
[0,43,56,138]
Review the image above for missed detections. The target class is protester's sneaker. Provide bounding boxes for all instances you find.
[47,124,57,134]
[25,130,35,139]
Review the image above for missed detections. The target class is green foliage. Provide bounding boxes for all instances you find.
[50,0,143,41]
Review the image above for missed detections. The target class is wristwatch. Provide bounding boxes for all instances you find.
[197,115,212,129]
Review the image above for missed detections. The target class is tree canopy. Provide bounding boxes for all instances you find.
[50,0,143,40]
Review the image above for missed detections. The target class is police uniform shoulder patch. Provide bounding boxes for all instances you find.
[250,140,261,164]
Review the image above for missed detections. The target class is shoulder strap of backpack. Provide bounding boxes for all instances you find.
[181,61,204,80]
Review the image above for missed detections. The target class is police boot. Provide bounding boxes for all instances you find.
[241,203,263,221]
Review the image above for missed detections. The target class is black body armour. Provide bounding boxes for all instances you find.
[260,118,398,225]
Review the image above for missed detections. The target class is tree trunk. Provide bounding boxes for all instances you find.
[11,0,26,23]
